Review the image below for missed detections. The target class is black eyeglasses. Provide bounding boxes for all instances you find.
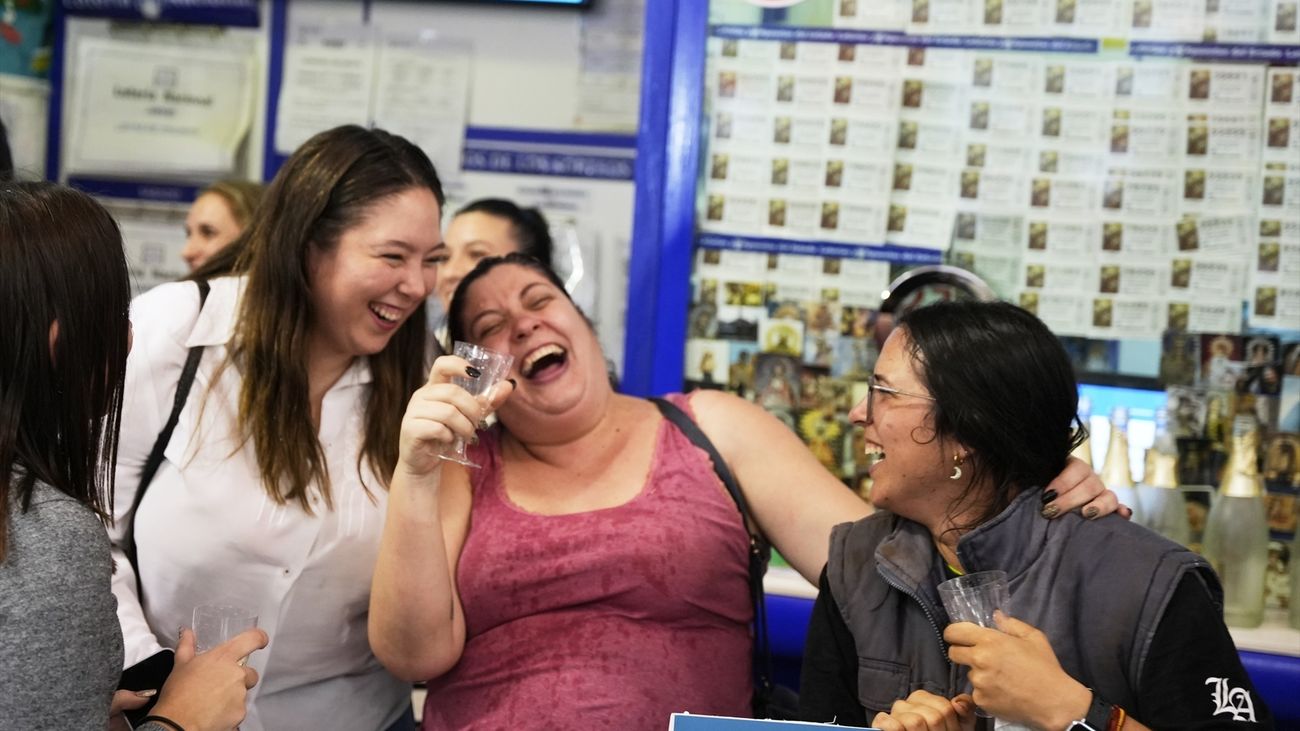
[865,374,935,422]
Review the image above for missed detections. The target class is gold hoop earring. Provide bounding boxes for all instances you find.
[950,453,963,481]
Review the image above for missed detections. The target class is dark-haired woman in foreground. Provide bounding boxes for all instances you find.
[799,300,1271,730]
[110,125,445,731]
[0,181,266,731]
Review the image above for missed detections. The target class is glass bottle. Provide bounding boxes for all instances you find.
[1071,396,1093,469]
[1142,409,1190,547]
[1100,407,1143,525]
[1202,415,1269,628]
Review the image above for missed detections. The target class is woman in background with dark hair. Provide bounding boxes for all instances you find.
[0,181,266,731]
[109,125,445,731]
[434,197,554,313]
[799,300,1270,730]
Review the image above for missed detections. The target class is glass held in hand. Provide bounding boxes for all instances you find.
[191,604,258,659]
[938,570,1010,721]
[440,341,514,469]
[938,569,1010,628]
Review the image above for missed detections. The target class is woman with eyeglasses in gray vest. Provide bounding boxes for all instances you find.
[799,300,1272,731]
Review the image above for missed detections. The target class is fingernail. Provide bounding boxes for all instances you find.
[465,366,482,378]
[135,689,158,698]
[1084,506,1099,519]
[1041,504,1060,519]
[1041,489,1058,504]
[507,378,517,389]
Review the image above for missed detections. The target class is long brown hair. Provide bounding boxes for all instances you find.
[0,183,131,560]
[229,125,444,511]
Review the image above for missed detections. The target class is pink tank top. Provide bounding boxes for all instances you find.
[422,394,753,730]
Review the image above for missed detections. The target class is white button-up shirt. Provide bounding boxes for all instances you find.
[110,277,409,731]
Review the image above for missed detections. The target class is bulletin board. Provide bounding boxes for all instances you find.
[42,0,646,369]
[625,0,1299,488]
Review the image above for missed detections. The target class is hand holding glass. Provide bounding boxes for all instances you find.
[938,570,1010,721]
[440,341,514,469]
[938,569,1009,627]
[191,604,258,656]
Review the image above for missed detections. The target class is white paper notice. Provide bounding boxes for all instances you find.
[371,36,472,184]
[0,73,49,179]
[67,39,254,178]
[275,25,375,155]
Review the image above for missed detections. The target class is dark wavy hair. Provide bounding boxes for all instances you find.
[898,300,1087,530]
[226,125,444,511]
[0,182,131,561]
[455,198,554,272]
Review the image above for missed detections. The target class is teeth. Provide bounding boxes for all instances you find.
[370,304,401,323]
[863,444,886,467]
[522,344,566,377]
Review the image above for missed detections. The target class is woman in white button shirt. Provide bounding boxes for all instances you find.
[110,125,448,731]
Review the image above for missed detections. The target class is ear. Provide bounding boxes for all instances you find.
[48,320,60,363]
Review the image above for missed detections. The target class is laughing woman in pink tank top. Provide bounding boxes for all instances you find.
[369,254,1117,731]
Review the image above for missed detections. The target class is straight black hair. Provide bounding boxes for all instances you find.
[455,198,554,272]
[0,182,131,560]
[898,300,1087,529]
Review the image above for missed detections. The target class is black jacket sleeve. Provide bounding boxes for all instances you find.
[1132,573,1274,730]
[798,566,871,727]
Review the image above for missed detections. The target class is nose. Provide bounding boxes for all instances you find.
[848,394,869,426]
[513,313,541,340]
[181,237,201,270]
[400,260,433,299]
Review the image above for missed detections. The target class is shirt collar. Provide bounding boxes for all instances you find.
[184,276,374,388]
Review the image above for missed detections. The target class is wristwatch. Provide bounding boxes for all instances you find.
[1065,693,1115,731]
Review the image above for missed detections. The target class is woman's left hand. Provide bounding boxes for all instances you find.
[1041,456,1130,521]
[945,612,1092,731]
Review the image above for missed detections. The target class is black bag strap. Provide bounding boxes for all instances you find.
[650,397,776,705]
[124,279,210,586]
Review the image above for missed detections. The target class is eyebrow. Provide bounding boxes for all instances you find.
[377,239,446,256]
[872,372,892,385]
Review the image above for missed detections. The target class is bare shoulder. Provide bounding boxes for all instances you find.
[687,388,768,423]
[688,389,793,450]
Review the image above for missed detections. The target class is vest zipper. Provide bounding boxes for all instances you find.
[878,565,957,696]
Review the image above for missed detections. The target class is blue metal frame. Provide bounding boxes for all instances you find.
[622,0,708,397]
[45,0,67,181]
[262,0,290,181]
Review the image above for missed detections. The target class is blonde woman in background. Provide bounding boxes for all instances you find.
[182,179,264,271]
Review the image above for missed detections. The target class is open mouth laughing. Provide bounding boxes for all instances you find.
[520,343,568,380]
[863,441,886,470]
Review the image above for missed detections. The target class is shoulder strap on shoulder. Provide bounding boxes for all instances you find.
[650,395,777,704]
[651,397,760,537]
[124,280,210,577]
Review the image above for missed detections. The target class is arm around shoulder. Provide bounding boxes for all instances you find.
[688,390,870,584]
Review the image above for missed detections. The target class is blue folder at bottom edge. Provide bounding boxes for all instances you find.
[668,714,878,729]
